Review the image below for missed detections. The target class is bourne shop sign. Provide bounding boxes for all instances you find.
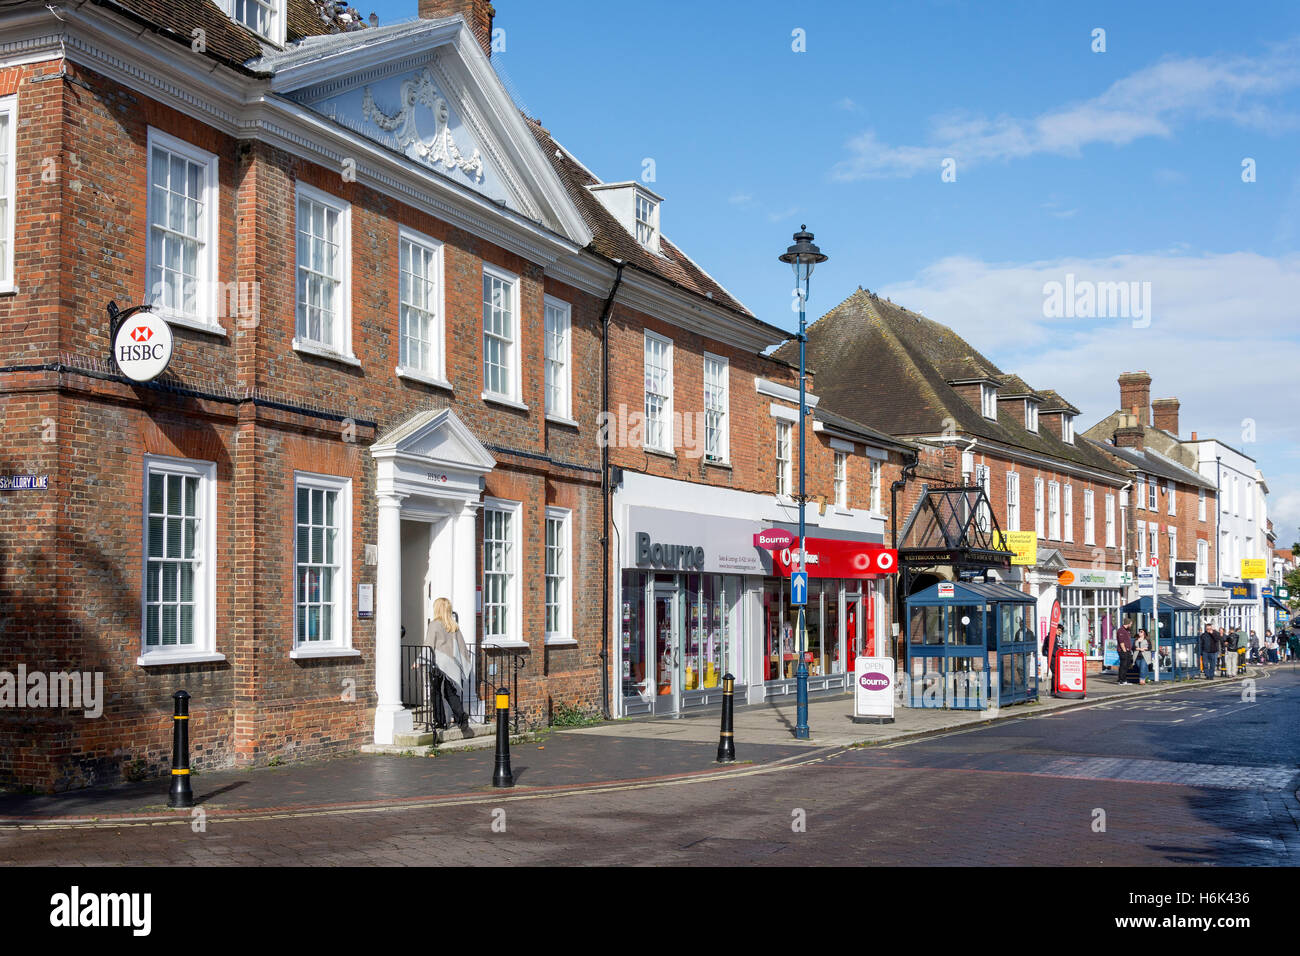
[635,532,705,571]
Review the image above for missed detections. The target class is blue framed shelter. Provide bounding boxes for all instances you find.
[1121,592,1200,680]
[905,580,1038,709]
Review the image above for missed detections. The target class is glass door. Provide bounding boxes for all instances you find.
[652,583,680,715]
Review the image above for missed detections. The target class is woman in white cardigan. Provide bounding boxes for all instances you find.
[416,597,472,729]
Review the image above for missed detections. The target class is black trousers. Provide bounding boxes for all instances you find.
[1117,650,1133,683]
[432,669,466,728]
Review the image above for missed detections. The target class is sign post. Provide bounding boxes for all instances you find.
[1138,558,1160,681]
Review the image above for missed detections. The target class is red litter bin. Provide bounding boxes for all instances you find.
[1053,648,1086,699]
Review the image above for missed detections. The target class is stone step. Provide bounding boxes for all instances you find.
[392,722,489,749]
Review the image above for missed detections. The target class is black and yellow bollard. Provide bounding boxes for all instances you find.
[167,689,194,809]
[492,687,514,788]
[716,673,736,763]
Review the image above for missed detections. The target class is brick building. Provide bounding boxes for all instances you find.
[776,289,1133,676]
[0,0,905,788]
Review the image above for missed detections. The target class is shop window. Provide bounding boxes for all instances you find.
[621,573,648,700]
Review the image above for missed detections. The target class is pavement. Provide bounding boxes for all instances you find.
[0,664,1268,826]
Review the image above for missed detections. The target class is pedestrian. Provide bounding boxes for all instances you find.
[1249,630,1260,663]
[1133,627,1151,684]
[417,596,472,731]
[1223,628,1239,675]
[1198,621,1220,679]
[1266,630,1279,664]
[1116,618,1134,685]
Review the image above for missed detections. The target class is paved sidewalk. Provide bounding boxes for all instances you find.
[567,668,1257,749]
[0,668,1256,825]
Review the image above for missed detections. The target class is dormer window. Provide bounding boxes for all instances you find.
[588,182,664,254]
[1025,401,1039,433]
[634,192,657,247]
[224,0,286,45]
[1062,414,1074,443]
[980,384,998,420]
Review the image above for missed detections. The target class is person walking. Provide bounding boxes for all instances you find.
[417,597,473,731]
[1199,622,1220,679]
[1116,618,1134,685]
[1133,627,1152,684]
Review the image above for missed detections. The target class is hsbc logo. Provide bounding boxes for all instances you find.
[112,313,174,383]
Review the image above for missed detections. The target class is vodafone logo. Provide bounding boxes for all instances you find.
[875,550,895,571]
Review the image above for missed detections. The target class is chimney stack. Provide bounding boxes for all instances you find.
[1151,397,1180,436]
[1118,371,1152,426]
[419,0,495,57]
[1114,411,1145,450]
[1191,431,1198,441]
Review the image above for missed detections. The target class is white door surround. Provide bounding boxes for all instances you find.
[370,408,495,744]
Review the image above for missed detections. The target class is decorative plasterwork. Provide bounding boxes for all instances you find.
[361,68,484,183]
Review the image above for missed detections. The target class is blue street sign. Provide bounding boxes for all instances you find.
[791,571,808,606]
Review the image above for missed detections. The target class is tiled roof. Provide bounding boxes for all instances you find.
[815,405,915,453]
[89,0,358,75]
[1087,441,1217,491]
[1037,389,1081,415]
[523,117,754,318]
[996,373,1041,399]
[773,289,1126,478]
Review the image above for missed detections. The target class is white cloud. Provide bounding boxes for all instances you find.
[831,39,1300,180]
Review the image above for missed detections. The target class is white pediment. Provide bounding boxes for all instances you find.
[264,19,591,246]
[373,407,495,473]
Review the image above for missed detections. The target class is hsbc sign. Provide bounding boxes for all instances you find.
[112,311,174,383]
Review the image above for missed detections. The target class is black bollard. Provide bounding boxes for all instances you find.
[167,689,194,809]
[492,686,514,788]
[716,673,736,763]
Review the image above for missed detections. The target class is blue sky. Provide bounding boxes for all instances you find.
[377,0,1300,542]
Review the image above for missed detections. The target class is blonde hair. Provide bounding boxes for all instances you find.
[432,597,458,634]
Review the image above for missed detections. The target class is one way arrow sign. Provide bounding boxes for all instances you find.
[791,571,808,606]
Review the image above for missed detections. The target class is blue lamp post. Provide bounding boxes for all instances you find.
[779,226,828,740]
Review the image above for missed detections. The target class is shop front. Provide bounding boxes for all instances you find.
[1056,568,1126,666]
[1220,581,1260,637]
[759,537,896,701]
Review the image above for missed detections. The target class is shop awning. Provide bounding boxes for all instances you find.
[1122,593,1198,613]
[906,580,1036,606]
[1266,595,1289,612]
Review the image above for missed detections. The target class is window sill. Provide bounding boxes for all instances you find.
[482,392,529,413]
[290,646,362,660]
[0,284,18,296]
[160,312,228,337]
[396,366,453,391]
[293,338,361,367]
[544,636,579,647]
[481,638,530,651]
[703,458,731,470]
[138,651,227,667]
[643,446,676,460]
[545,413,579,429]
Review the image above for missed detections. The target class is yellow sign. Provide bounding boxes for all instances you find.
[996,531,1038,567]
[1240,559,1267,580]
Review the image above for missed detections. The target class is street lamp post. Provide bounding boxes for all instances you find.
[779,226,828,741]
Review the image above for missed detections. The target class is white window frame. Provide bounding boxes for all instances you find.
[1150,523,1159,563]
[703,352,730,464]
[1197,538,1209,584]
[144,128,222,333]
[1034,477,1045,538]
[482,499,523,645]
[293,182,354,363]
[980,384,998,420]
[481,262,522,405]
[0,96,18,293]
[1137,520,1147,564]
[1006,471,1020,532]
[633,189,659,249]
[395,226,447,388]
[1105,493,1116,548]
[775,420,792,499]
[543,295,573,422]
[1048,481,1061,540]
[1168,526,1177,575]
[1166,478,1176,516]
[1198,487,1206,522]
[833,451,848,509]
[221,0,286,46]
[1083,489,1095,545]
[291,472,354,657]
[1063,483,1074,543]
[544,506,574,646]
[1062,414,1074,443]
[1025,401,1038,433]
[1147,475,1158,511]
[643,330,674,453]
[139,455,220,666]
[1135,474,1146,511]
[870,460,882,513]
